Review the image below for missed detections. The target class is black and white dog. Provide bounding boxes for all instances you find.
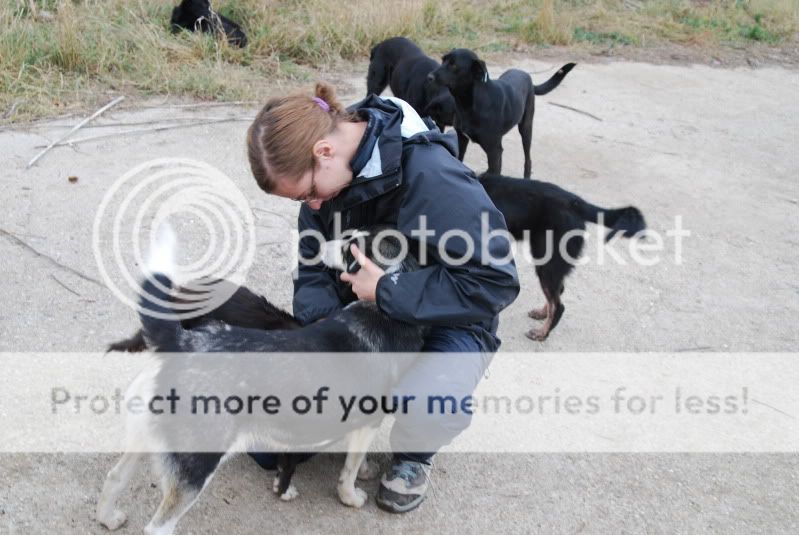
[106,278,300,353]
[96,227,425,534]
[480,174,646,340]
[170,0,248,48]
[366,37,456,131]
[430,48,575,178]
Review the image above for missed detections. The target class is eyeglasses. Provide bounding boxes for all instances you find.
[291,165,319,203]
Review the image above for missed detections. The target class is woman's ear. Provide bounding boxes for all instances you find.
[312,139,335,160]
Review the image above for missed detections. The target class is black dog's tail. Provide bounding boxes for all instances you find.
[569,197,647,241]
[533,180,646,240]
[138,225,183,352]
[534,63,577,95]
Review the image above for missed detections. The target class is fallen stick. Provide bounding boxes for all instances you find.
[51,274,82,297]
[132,100,258,110]
[31,117,251,148]
[2,101,19,120]
[27,95,125,168]
[43,116,247,129]
[548,101,603,122]
[0,227,103,286]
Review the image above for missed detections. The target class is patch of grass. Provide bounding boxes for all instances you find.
[2,0,798,123]
[573,27,635,46]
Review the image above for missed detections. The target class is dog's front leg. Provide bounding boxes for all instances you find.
[485,143,503,176]
[456,129,470,161]
[337,427,378,508]
[96,452,142,530]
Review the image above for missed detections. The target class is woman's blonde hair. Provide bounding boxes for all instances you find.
[247,81,358,192]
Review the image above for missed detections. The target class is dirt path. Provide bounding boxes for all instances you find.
[1,59,797,533]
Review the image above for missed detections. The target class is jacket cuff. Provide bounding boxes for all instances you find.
[375,275,390,316]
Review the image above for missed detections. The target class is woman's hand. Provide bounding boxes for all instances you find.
[339,244,385,302]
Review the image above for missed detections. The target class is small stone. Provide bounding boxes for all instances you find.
[68,175,78,183]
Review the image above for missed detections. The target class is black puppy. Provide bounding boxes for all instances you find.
[107,278,299,353]
[431,49,575,178]
[480,174,646,340]
[170,0,248,48]
[367,37,455,131]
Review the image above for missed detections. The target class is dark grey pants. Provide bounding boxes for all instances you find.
[392,326,493,464]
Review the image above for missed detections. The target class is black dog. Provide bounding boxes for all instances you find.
[170,0,248,48]
[96,226,427,533]
[480,174,646,340]
[367,37,456,131]
[107,278,299,353]
[430,49,575,178]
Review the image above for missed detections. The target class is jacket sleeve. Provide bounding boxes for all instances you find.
[292,204,344,325]
[375,145,520,325]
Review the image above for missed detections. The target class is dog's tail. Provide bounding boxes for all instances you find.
[534,180,646,240]
[534,63,577,95]
[569,197,647,241]
[138,224,183,352]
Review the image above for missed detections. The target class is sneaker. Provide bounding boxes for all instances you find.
[376,460,429,513]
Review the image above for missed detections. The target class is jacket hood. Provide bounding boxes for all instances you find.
[327,96,457,212]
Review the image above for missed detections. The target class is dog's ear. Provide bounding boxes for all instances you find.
[472,59,488,82]
[422,100,437,116]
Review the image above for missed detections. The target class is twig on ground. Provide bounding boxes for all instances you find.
[31,117,251,148]
[2,101,19,121]
[0,227,103,286]
[26,96,125,168]
[51,274,82,297]
[131,101,258,110]
[42,116,247,129]
[549,102,603,122]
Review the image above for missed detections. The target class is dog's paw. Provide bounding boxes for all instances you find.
[338,486,368,508]
[279,485,299,501]
[525,328,549,342]
[97,509,127,531]
[357,459,380,480]
[272,475,280,493]
[527,307,547,320]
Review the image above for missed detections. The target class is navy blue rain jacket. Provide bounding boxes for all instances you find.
[292,95,520,352]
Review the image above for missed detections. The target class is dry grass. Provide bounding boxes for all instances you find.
[2,0,798,123]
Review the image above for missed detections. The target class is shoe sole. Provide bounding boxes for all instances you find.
[375,494,426,514]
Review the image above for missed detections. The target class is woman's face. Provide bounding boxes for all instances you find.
[272,136,354,211]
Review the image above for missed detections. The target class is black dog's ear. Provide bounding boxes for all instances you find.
[422,100,437,116]
[472,59,488,82]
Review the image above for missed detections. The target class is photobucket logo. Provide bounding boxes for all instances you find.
[92,158,255,320]
[291,213,690,272]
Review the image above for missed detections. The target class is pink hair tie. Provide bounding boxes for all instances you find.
[313,97,330,112]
